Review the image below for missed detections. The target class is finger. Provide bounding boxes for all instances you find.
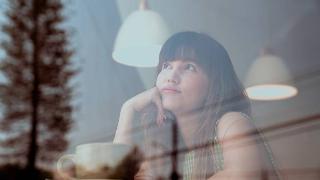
[152,88,165,126]
[155,96,164,126]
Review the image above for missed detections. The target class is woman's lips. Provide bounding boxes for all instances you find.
[161,88,181,94]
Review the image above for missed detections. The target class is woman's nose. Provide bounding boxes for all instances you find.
[167,78,177,83]
[166,69,180,84]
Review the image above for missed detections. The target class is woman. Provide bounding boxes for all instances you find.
[114,31,281,179]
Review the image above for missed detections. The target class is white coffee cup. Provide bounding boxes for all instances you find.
[57,142,133,179]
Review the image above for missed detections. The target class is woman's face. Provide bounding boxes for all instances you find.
[156,59,209,115]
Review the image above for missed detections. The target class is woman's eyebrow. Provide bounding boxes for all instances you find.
[182,60,198,66]
[167,60,198,66]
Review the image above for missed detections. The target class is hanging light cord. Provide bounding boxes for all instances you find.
[139,0,149,10]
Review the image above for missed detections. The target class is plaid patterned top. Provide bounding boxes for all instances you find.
[182,133,224,179]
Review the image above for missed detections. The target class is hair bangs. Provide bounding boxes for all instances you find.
[158,44,210,74]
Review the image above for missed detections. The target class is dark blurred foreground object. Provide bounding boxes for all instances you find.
[0,164,52,180]
[0,0,77,178]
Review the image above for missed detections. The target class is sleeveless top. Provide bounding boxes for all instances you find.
[183,136,224,179]
[182,112,282,180]
[182,116,224,180]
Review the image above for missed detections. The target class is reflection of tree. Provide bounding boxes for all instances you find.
[0,0,77,178]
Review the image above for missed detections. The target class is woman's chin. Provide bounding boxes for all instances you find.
[163,102,181,114]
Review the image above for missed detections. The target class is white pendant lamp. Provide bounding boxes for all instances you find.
[245,49,298,101]
[113,0,171,67]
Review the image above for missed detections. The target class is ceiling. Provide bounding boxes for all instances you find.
[114,0,320,172]
[116,0,320,125]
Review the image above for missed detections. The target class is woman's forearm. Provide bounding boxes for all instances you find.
[113,101,136,144]
[113,87,162,144]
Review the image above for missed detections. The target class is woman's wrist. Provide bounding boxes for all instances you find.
[124,94,148,113]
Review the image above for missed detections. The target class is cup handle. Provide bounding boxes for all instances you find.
[57,154,76,180]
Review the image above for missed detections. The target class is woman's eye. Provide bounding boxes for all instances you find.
[185,64,197,71]
[162,63,171,70]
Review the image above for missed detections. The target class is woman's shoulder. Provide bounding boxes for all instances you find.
[216,111,256,142]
